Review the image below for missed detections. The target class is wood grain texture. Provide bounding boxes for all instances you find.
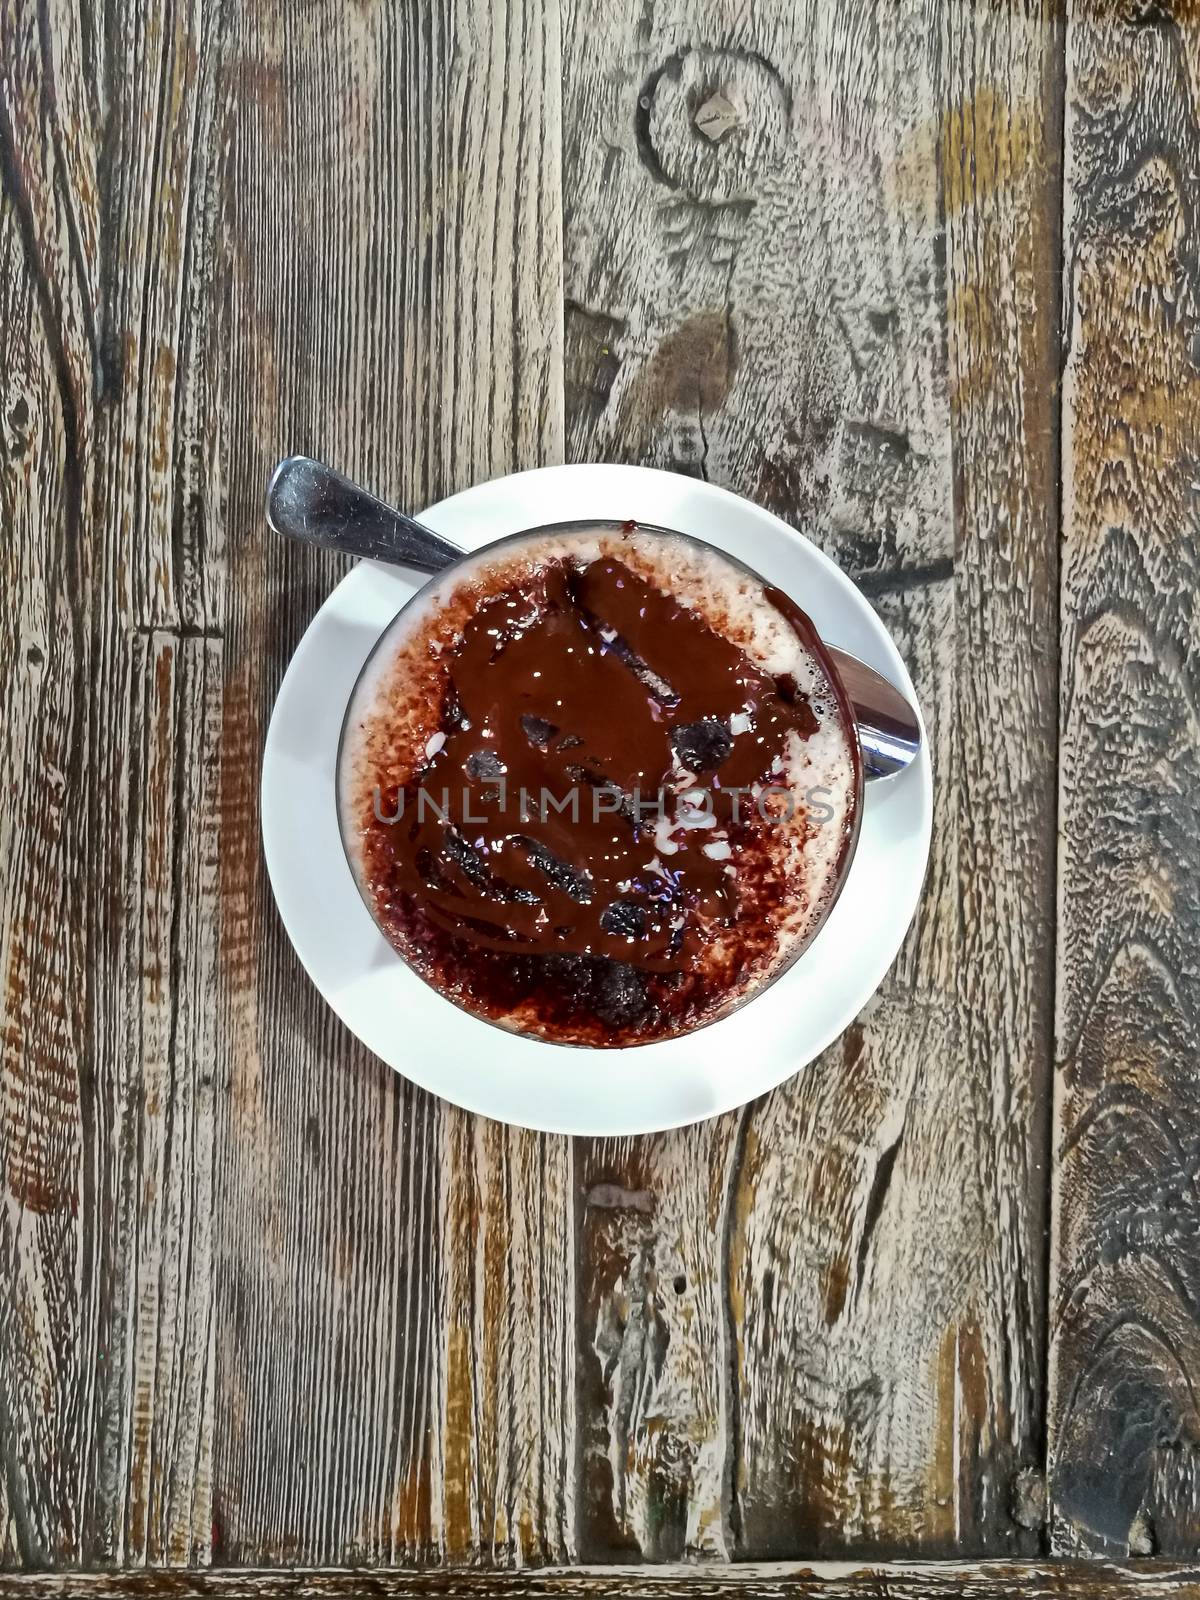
[1050,0,1200,1559]
[2,1561,1200,1599]
[2,0,569,1569]
[573,1132,737,1562]
[19,0,1199,1576]
[561,0,1060,1559]
[1,0,226,1564]
[202,0,569,1568]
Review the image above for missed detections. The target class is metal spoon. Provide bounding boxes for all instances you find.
[266,455,921,779]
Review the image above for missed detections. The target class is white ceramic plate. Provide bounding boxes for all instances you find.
[261,464,932,1135]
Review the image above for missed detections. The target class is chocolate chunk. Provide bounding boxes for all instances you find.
[443,828,538,904]
[415,847,450,891]
[593,959,648,1027]
[442,827,490,888]
[600,900,647,939]
[565,766,639,826]
[516,836,593,904]
[521,951,648,1030]
[465,748,506,782]
[597,633,678,707]
[521,713,558,749]
[670,717,733,772]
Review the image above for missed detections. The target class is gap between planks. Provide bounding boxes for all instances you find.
[0,1559,1198,1598]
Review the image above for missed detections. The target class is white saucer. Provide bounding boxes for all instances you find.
[261,464,932,1135]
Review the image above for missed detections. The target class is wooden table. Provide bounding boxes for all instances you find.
[3,0,1200,1594]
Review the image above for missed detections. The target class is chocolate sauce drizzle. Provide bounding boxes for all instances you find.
[355,551,858,1046]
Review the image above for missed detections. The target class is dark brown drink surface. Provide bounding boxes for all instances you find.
[343,527,860,1047]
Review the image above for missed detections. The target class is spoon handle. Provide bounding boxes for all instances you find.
[266,456,464,573]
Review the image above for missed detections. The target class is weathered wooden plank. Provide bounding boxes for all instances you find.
[934,0,1063,1549]
[573,1133,737,1562]
[1,129,97,1562]
[434,1119,575,1563]
[561,0,1060,1559]
[1,0,226,1565]
[1050,0,1200,1558]
[113,633,223,1567]
[3,0,570,1569]
[2,1561,1200,1598]
[209,0,569,1567]
[731,1,1061,1548]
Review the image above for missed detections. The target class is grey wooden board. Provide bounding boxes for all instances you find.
[1,1562,1200,1598]
[3,0,1197,1579]
[561,0,1059,1560]
[1048,0,1200,1560]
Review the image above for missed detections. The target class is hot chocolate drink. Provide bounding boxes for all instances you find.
[339,523,861,1047]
